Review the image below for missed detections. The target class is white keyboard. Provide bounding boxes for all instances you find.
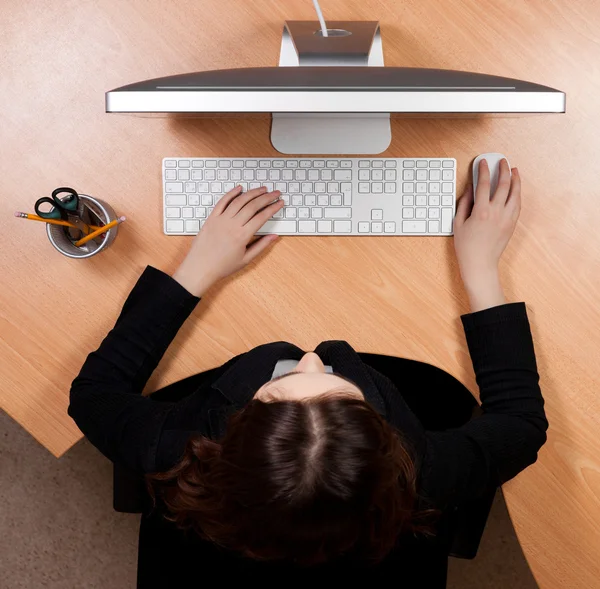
[163,158,456,236]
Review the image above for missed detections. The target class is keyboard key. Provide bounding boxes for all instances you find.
[372,160,383,168]
[273,160,285,168]
[269,169,280,181]
[384,170,396,181]
[340,160,352,168]
[429,195,440,206]
[416,169,428,181]
[326,161,339,168]
[282,169,293,181]
[429,160,441,168]
[416,195,427,206]
[232,160,244,168]
[385,161,397,168]
[334,221,352,233]
[275,182,287,192]
[246,160,258,168]
[230,170,242,181]
[192,160,204,168]
[244,170,255,181]
[442,160,454,168]
[416,208,427,219]
[305,194,316,206]
[403,195,414,206]
[204,170,216,181]
[359,170,370,181]
[341,183,352,205]
[384,222,396,233]
[330,194,342,206]
[308,170,319,181]
[292,195,303,206]
[327,182,340,193]
[402,182,414,193]
[429,169,441,181]
[429,208,440,219]
[219,160,231,167]
[402,220,427,233]
[441,208,453,232]
[289,182,300,193]
[416,161,428,168]
[442,194,453,206]
[372,169,383,181]
[416,182,427,193]
[298,208,310,219]
[294,169,307,181]
[165,160,177,168]
[314,160,325,168]
[311,207,323,218]
[402,208,414,219]
[201,194,213,205]
[442,169,454,181]
[165,207,180,218]
[210,182,222,193]
[403,169,415,181]
[191,170,204,180]
[442,183,454,193]
[286,160,298,168]
[429,182,441,193]
[384,183,396,194]
[371,209,383,220]
[185,182,196,193]
[185,220,200,233]
[403,160,415,167]
[334,170,352,181]
[195,207,206,218]
[318,195,329,206]
[371,222,383,233]
[358,222,370,233]
[188,194,200,206]
[359,160,370,168]
[318,220,332,233]
[197,182,209,193]
[165,169,177,180]
[324,207,351,219]
[300,160,312,168]
[165,194,186,206]
[259,160,271,168]
[260,220,297,233]
[299,220,316,232]
[179,160,190,168]
[223,182,235,192]
[322,171,334,181]
[372,183,383,193]
[273,209,284,219]
[285,207,297,219]
[165,182,183,193]
[429,220,440,233]
[256,169,268,181]
[166,219,184,233]
[314,182,326,193]
[359,183,370,193]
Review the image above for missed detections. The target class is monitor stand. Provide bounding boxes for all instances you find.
[271,20,391,155]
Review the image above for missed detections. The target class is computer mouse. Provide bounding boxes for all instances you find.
[473,153,510,199]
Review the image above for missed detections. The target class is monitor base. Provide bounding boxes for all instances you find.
[271,113,391,154]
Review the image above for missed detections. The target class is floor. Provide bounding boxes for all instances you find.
[1,410,538,588]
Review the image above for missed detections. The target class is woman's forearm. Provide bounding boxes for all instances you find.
[462,269,506,313]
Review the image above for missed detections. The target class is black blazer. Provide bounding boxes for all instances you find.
[68,266,548,510]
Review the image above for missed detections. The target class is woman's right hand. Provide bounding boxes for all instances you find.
[453,159,521,312]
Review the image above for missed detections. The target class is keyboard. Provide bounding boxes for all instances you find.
[163,158,456,236]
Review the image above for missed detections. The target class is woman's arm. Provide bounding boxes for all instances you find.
[421,159,548,506]
[69,186,284,472]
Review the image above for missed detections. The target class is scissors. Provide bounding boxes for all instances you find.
[34,187,80,220]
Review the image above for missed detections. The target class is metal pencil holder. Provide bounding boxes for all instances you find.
[46,195,119,259]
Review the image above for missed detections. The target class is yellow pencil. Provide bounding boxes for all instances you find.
[73,216,126,247]
[14,212,102,231]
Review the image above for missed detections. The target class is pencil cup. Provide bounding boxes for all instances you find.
[46,194,119,259]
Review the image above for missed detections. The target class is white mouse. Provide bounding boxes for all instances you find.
[473,153,511,199]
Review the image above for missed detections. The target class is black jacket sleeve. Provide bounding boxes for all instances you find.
[68,266,200,473]
[421,303,548,507]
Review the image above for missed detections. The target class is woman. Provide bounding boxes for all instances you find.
[69,159,547,585]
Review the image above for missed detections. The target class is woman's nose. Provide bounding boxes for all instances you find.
[296,351,326,373]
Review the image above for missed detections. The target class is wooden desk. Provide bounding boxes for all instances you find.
[1,1,599,586]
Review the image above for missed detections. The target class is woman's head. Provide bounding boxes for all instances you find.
[150,355,428,565]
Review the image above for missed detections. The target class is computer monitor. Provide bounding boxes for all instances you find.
[106,21,565,154]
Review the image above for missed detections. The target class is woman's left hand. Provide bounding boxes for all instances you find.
[172,186,284,296]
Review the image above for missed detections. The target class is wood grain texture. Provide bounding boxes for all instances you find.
[1,1,599,586]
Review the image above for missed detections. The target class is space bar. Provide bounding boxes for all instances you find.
[259,220,297,234]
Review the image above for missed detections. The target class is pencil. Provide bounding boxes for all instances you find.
[73,216,126,247]
[14,212,102,231]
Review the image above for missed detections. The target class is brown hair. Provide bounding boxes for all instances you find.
[148,394,432,565]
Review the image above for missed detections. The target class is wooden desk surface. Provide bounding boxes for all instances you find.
[1,1,599,586]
